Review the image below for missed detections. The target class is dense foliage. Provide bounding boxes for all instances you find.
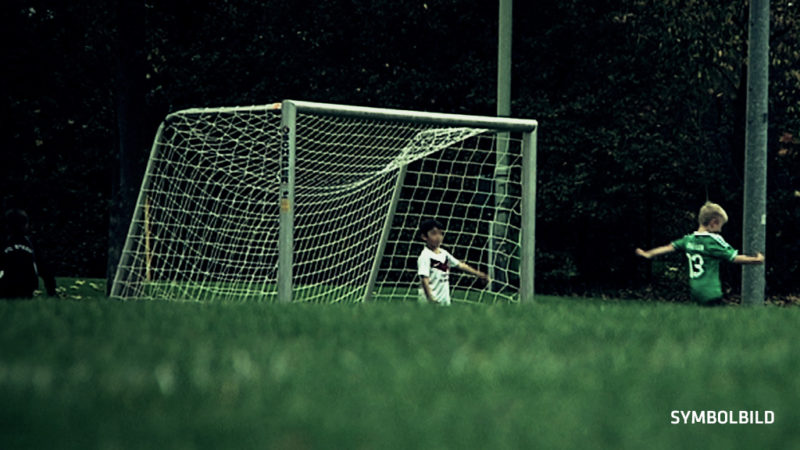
[2,0,798,297]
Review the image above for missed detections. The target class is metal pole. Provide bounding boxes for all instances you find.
[492,0,513,291]
[520,128,537,303]
[278,101,297,303]
[363,164,408,302]
[287,101,535,132]
[497,0,512,118]
[742,0,769,306]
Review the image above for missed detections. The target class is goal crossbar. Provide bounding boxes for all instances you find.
[171,101,538,133]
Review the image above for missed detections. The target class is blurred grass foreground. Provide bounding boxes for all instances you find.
[1,279,799,449]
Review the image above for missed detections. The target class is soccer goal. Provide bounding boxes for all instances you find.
[110,100,537,303]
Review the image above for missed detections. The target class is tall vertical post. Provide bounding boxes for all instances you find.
[742,0,769,306]
[278,101,297,303]
[520,128,537,303]
[497,0,512,117]
[491,0,513,290]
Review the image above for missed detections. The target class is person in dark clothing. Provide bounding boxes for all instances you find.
[0,209,56,299]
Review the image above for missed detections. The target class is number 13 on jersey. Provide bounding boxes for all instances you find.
[686,254,705,278]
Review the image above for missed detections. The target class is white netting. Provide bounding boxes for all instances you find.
[111,104,527,303]
[371,131,524,303]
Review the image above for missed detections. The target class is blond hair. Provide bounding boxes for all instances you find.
[698,202,728,226]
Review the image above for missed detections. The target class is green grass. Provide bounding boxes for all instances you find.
[2,279,799,449]
[118,279,516,304]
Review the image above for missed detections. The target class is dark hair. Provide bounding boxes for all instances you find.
[5,209,29,236]
[418,219,444,239]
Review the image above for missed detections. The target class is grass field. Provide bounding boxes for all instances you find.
[2,279,799,449]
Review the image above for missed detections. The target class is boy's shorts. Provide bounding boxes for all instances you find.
[417,290,451,306]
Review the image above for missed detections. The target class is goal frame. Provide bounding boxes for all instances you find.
[111,100,538,303]
[278,100,537,304]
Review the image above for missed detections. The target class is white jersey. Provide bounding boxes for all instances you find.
[417,247,460,305]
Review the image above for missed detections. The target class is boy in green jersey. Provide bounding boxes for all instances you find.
[636,202,764,306]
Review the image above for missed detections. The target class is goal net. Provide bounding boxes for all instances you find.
[111,101,537,303]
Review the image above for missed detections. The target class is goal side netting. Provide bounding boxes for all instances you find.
[110,101,537,303]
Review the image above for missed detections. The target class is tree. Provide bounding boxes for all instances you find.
[4,0,798,299]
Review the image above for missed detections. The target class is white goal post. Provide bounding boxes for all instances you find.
[111,100,537,303]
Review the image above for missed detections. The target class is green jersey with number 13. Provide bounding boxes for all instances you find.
[671,232,738,303]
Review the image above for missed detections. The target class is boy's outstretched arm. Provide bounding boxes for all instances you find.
[457,262,490,285]
[733,252,765,265]
[635,244,676,259]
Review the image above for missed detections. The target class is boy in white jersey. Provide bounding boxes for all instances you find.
[417,219,489,305]
[636,202,764,306]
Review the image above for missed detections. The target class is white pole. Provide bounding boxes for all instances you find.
[277,101,297,303]
[520,129,537,303]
